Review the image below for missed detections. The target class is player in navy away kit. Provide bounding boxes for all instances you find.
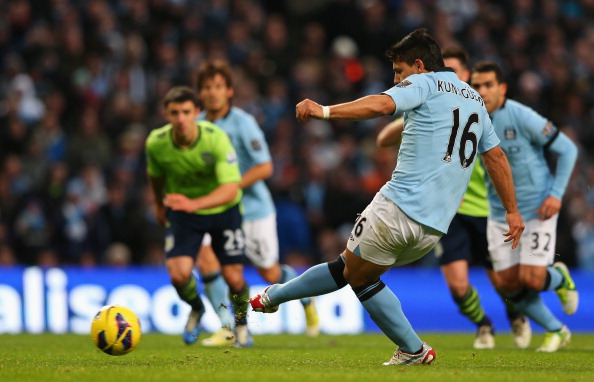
[471,61,578,352]
[250,29,524,366]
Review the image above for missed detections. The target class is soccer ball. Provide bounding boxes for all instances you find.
[90,305,142,356]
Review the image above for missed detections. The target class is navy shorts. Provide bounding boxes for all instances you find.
[164,204,246,265]
[436,213,492,269]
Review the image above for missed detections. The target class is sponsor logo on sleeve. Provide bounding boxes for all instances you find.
[395,80,412,88]
[251,140,262,151]
[541,121,555,136]
[227,151,238,164]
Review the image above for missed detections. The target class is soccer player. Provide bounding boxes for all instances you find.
[470,61,578,352]
[145,86,251,347]
[250,29,524,366]
[194,61,319,347]
[376,47,530,350]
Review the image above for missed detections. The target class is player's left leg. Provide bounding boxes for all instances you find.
[221,263,252,347]
[522,262,579,315]
[251,255,348,310]
[343,194,438,365]
[504,286,569,352]
[550,262,578,315]
[495,267,564,350]
[245,214,319,337]
[343,250,424,353]
[209,204,252,348]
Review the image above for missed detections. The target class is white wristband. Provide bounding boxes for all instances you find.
[322,105,330,120]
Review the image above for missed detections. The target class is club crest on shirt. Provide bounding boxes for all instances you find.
[396,80,412,88]
[251,140,262,151]
[202,152,214,165]
[504,128,516,140]
[542,121,555,136]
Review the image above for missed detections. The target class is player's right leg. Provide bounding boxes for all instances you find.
[487,269,531,348]
[438,214,495,349]
[441,260,495,349]
[164,211,207,345]
[196,240,234,346]
[166,256,205,345]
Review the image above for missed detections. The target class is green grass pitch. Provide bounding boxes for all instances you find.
[1,333,593,382]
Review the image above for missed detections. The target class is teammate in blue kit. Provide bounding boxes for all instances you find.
[194,61,319,347]
[471,61,579,352]
[250,29,524,366]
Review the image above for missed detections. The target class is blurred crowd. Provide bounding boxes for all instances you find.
[1,0,594,269]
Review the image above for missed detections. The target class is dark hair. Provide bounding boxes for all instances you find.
[385,28,444,71]
[442,46,469,68]
[196,60,233,90]
[163,86,200,107]
[471,61,505,83]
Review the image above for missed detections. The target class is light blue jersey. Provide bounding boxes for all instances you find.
[381,69,500,233]
[485,99,578,222]
[198,107,275,221]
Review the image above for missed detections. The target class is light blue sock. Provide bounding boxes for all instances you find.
[202,272,233,329]
[542,266,564,291]
[280,264,311,306]
[268,261,346,306]
[510,289,563,332]
[355,280,422,354]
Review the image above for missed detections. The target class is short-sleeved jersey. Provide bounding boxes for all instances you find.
[381,69,499,234]
[198,107,275,221]
[485,99,558,222]
[145,121,242,215]
[457,158,489,217]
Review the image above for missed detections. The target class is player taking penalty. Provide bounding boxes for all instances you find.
[250,29,524,366]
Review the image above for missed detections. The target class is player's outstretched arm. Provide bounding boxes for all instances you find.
[165,182,240,213]
[481,146,524,248]
[296,95,395,122]
[377,117,404,147]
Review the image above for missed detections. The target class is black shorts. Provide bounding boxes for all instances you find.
[165,204,246,265]
[436,213,492,269]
